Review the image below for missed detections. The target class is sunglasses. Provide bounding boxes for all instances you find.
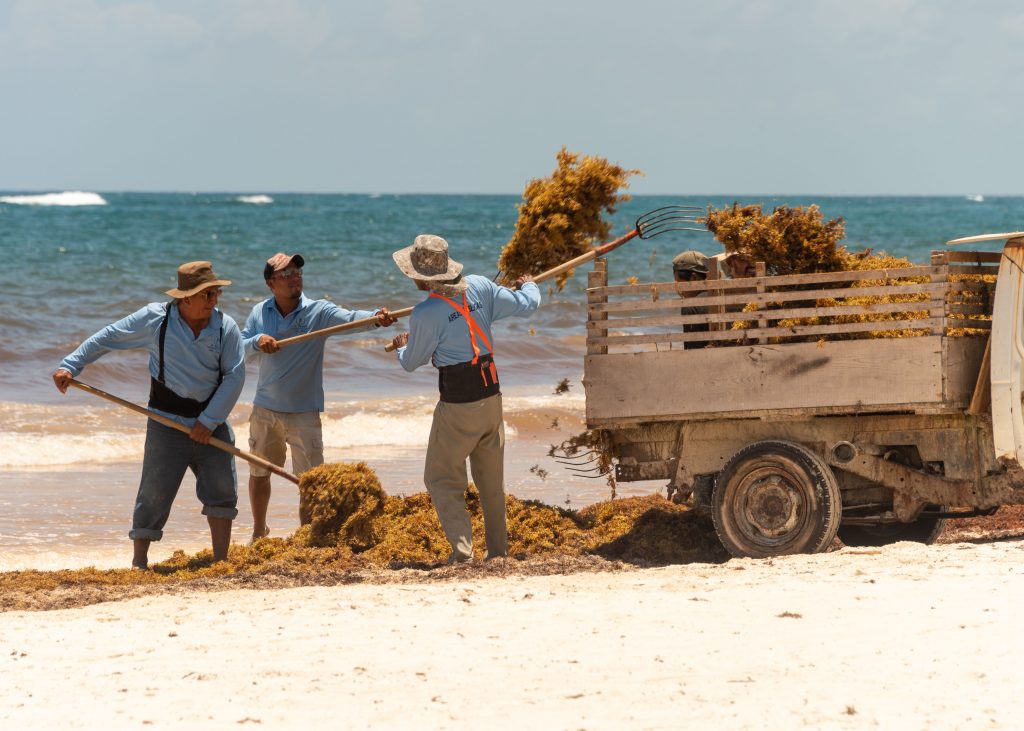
[674,270,704,281]
[273,268,303,280]
[191,287,222,302]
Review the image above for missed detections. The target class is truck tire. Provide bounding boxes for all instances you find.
[838,510,946,547]
[712,440,842,558]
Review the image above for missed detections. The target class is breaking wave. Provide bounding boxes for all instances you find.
[237,194,273,205]
[0,191,108,206]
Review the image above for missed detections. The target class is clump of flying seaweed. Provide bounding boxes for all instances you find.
[497,147,640,289]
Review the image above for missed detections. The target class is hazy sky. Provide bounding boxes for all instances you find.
[1,0,1021,195]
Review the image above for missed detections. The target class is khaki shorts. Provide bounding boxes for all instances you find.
[247,406,324,477]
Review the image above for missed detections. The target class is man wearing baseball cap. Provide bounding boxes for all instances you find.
[53,260,246,569]
[240,252,395,541]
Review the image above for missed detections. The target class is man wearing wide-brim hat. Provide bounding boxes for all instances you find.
[390,234,540,563]
[53,260,246,570]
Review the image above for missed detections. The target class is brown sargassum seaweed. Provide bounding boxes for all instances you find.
[703,202,994,341]
[0,463,727,610]
[496,147,640,289]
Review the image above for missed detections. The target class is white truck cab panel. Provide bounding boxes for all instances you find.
[951,233,1024,466]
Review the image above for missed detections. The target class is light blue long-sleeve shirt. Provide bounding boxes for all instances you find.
[397,275,541,371]
[58,303,246,430]
[241,294,376,413]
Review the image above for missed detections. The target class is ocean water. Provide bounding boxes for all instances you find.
[1,190,1021,568]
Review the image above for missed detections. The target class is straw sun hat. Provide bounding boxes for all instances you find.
[165,261,232,298]
[393,234,468,295]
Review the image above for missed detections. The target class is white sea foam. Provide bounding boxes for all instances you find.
[0,431,145,468]
[0,392,569,468]
[966,194,985,203]
[237,194,273,205]
[0,191,107,206]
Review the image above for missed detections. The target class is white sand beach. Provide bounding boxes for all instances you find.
[2,538,1022,730]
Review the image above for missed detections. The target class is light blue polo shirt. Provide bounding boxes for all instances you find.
[397,275,541,371]
[242,294,376,413]
[59,303,246,430]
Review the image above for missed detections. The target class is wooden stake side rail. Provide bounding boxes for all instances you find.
[943,250,1002,263]
[587,318,946,348]
[589,281,952,315]
[595,264,946,298]
[593,300,944,331]
[583,252,998,352]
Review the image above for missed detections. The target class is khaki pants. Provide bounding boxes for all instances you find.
[424,393,506,561]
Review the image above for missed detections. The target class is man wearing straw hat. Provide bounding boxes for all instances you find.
[390,235,540,563]
[52,261,245,570]
[241,252,396,542]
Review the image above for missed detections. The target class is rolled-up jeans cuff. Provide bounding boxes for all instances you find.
[129,528,163,541]
[202,505,238,520]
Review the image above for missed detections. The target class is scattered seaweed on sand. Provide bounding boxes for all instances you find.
[0,465,731,612]
[497,147,640,289]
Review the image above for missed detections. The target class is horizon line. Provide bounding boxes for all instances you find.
[0,189,1016,198]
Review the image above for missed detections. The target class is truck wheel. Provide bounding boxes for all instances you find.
[712,440,842,558]
[838,509,946,546]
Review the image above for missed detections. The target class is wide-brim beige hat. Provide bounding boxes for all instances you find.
[393,234,464,281]
[165,260,232,298]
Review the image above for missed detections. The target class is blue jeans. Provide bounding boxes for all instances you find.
[129,420,239,541]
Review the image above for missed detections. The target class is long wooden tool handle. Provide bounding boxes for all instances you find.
[275,306,415,348]
[531,228,639,285]
[67,379,300,485]
[382,228,641,353]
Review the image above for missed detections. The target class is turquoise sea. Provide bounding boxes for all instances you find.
[0,191,1020,568]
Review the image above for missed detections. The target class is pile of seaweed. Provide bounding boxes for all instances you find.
[703,202,995,340]
[496,147,640,289]
[0,463,727,611]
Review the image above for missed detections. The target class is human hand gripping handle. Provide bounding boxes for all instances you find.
[53,368,73,393]
[257,335,280,353]
[386,331,409,353]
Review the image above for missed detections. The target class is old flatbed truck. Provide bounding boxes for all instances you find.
[582,232,1024,558]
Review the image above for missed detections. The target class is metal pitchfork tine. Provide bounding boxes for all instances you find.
[635,205,706,239]
[553,450,602,466]
[552,449,613,477]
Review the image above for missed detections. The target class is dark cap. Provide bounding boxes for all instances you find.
[672,250,709,275]
[263,252,305,280]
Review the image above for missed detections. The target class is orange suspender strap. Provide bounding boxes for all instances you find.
[429,292,498,387]
[428,292,494,363]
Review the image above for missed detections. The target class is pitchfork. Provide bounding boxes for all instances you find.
[508,204,707,286]
[280,205,707,351]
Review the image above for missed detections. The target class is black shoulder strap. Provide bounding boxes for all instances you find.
[158,304,172,384]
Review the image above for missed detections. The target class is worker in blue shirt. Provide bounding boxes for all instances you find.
[391,235,540,563]
[53,261,245,570]
[241,252,395,541]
